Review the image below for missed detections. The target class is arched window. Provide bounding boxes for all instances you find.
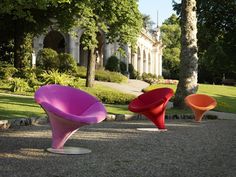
[43,31,65,53]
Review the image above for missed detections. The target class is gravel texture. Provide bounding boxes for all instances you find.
[0,119,235,177]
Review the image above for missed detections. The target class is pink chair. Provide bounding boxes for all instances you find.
[35,84,107,154]
[128,88,174,131]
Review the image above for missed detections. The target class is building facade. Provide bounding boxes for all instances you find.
[33,27,163,76]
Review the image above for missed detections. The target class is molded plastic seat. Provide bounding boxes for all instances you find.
[34,84,107,154]
[185,94,217,122]
[128,88,174,131]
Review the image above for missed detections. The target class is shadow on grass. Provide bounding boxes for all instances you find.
[0,94,44,120]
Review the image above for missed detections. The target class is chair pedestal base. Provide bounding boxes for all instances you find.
[137,128,167,132]
[46,147,91,155]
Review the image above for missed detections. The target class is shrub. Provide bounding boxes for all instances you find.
[128,64,140,79]
[142,72,157,84]
[75,66,87,78]
[105,55,120,72]
[0,64,18,80]
[41,70,74,86]
[58,53,77,73]
[96,69,128,83]
[36,48,59,70]
[10,78,29,92]
[120,61,127,74]
[84,88,136,104]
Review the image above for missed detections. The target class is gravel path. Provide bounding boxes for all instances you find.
[0,119,235,177]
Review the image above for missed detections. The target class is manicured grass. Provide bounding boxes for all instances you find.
[0,93,191,120]
[145,83,236,113]
[0,93,44,120]
[0,82,235,120]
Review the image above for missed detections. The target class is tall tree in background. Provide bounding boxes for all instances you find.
[173,0,198,108]
[197,0,236,83]
[0,0,142,87]
[161,14,181,79]
[174,0,236,84]
[142,14,155,31]
[78,0,142,87]
[0,0,79,68]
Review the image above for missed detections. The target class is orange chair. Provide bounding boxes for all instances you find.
[185,94,217,122]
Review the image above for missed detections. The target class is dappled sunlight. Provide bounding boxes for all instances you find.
[0,130,51,138]
[166,123,201,127]
[0,148,46,160]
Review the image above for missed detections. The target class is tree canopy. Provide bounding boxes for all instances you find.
[174,0,236,83]
[197,0,236,83]
[161,14,181,79]
[0,0,142,87]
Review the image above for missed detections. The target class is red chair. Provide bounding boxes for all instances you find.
[185,94,217,122]
[128,88,174,131]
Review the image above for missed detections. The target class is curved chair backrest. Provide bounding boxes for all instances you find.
[34,84,107,153]
[128,87,174,130]
[185,94,217,109]
[138,88,174,105]
[185,94,217,122]
[35,84,100,116]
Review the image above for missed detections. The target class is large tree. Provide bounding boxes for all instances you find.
[77,0,142,87]
[161,14,181,79]
[0,0,79,68]
[197,0,236,83]
[0,0,142,87]
[173,0,198,108]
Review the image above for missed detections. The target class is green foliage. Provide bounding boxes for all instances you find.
[95,69,128,83]
[75,66,87,78]
[36,48,59,70]
[142,72,157,84]
[58,53,77,73]
[21,33,33,68]
[128,64,138,79]
[120,61,127,74]
[0,63,18,79]
[196,0,236,83]
[10,78,29,92]
[161,14,181,79]
[105,55,120,72]
[0,40,14,64]
[84,88,135,104]
[75,66,128,83]
[41,70,74,86]
[142,14,154,31]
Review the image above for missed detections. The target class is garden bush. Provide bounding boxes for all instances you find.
[142,72,158,84]
[0,63,18,80]
[120,61,127,74]
[84,88,135,104]
[128,64,140,79]
[41,70,74,86]
[75,66,128,83]
[10,78,29,92]
[75,66,87,78]
[36,48,59,70]
[58,53,77,73]
[96,69,128,83]
[105,55,120,72]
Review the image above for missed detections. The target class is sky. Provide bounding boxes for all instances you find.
[138,0,179,26]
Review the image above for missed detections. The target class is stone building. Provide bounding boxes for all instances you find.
[33,27,163,77]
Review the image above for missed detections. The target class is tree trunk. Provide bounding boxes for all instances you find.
[86,48,96,87]
[173,0,198,108]
[13,33,25,69]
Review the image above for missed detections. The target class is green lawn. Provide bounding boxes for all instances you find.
[0,83,235,120]
[0,93,190,120]
[145,83,236,113]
